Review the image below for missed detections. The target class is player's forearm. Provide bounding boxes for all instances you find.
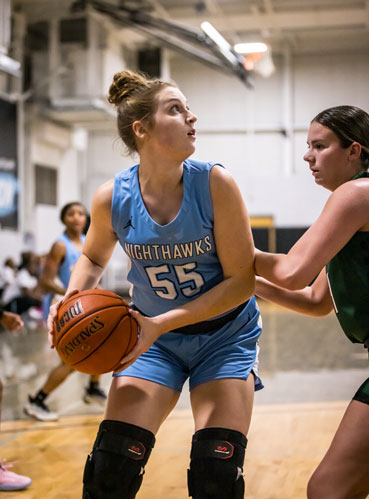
[155,272,255,334]
[255,251,308,290]
[39,277,65,295]
[255,276,330,317]
[66,253,105,293]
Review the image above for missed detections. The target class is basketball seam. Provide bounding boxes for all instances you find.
[71,314,135,372]
[55,304,129,348]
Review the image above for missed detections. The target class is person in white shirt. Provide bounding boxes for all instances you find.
[3,252,42,315]
[0,258,16,304]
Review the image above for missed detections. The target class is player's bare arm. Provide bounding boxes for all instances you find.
[39,241,67,295]
[47,180,118,345]
[255,269,333,317]
[66,179,118,294]
[255,178,369,289]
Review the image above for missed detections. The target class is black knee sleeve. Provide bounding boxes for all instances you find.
[82,420,155,499]
[188,427,247,499]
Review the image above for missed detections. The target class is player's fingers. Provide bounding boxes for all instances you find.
[113,337,149,372]
[128,308,144,328]
[47,303,60,347]
[47,307,57,336]
[115,349,139,369]
[47,289,80,345]
[48,329,55,349]
[65,288,79,300]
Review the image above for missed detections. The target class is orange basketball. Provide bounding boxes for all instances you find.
[53,289,138,375]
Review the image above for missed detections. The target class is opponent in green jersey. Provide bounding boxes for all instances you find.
[255,106,369,498]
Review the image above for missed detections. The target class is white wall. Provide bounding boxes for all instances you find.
[3,44,369,269]
[84,48,369,233]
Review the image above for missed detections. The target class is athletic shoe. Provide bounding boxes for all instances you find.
[0,460,32,491]
[83,386,107,407]
[23,396,59,422]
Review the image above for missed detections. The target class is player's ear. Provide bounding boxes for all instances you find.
[348,142,361,161]
[132,120,147,140]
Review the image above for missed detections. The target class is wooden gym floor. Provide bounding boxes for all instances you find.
[0,300,368,498]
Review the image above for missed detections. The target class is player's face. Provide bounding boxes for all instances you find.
[303,122,354,191]
[146,86,197,159]
[63,205,86,233]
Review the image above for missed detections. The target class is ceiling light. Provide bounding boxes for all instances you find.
[234,42,268,54]
[0,53,21,77]
[200,21,239,66]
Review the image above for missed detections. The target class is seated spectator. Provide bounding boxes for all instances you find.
[0,258,17,304]
[0,307,32,491]
[2,252,43,317]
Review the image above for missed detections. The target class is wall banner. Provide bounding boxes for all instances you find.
[0,98,18,229]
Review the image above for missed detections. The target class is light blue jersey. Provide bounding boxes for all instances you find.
[57,233,86,288]
[43,233,85,318]
[112,158,263,391]
[112,159,229,316]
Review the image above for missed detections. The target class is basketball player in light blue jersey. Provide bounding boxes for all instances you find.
[24,202,106,422]
[48,70,262,499]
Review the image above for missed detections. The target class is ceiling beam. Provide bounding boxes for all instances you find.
[168,7,369,34]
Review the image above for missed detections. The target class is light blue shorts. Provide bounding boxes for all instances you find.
[114,297,263,392]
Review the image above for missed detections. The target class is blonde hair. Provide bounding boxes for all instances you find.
[108,69,176,154]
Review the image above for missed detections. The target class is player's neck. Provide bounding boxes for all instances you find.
[138,158,183,193]
[65,228,82,241]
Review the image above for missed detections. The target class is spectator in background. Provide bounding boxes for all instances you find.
[0,258,17,304]
[24,202,106,423]
[2,252,42,318]
[0,307,32,491]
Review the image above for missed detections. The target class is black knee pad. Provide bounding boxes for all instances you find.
[82,419,155,499]
[188,427,247,499]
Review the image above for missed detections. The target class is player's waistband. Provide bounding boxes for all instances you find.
[131,301,249,335]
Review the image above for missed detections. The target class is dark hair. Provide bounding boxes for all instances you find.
[18,251,34,270]
[312,105,369,170]
[60,202,86,223]
[107,69,176,154]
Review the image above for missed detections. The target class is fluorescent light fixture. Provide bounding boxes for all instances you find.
[200,21,239,66]
[0,53,21,77]
[234,42,268,54]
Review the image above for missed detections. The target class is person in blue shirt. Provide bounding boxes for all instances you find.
[48,69,262,499]
[24,202,106,422]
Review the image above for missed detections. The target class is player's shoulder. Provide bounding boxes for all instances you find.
[95,178,114,198]
[184,158,222,174]
[92,178,114,212]
[50,239,67,255]
[332,175,369,206]
[115,164,138,180]
[209,163,237,194]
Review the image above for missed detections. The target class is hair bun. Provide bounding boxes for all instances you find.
[108,70,148,106]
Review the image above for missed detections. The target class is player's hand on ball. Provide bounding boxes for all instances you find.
[113,309,163,372]
[47,288,79,348]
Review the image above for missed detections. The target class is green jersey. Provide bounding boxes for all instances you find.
[326,172,369,344]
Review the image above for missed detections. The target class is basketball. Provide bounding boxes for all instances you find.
[53,289,138,375]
